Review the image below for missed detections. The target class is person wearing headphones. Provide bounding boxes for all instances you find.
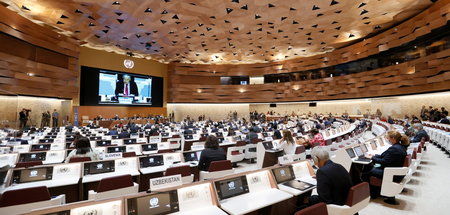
[303,146,353,206]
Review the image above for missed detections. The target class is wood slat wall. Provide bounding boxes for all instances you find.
[170,0,449,77]
[170,49,450,103]
[0,5,79,99]
[169,0,450,103]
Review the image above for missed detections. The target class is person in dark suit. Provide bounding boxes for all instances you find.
[115,75,139,97]
[245,127,258,143]
[118,129,130,139]
[411,123,429,143]
[198,135,226,171]
[107,128,119,136]
[14,131,28,145]
[366,131,408,180]
[306,146,352,206]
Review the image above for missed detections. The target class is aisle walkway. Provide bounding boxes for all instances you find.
[361,144,450,215]
[233,144,450,214]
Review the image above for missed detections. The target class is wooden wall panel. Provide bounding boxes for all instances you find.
[0,4,79,100]
[170,49,450,103]
[169,1,450,103]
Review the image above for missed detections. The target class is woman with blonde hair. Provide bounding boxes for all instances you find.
[364,130,407,200]
[275,130,297,155]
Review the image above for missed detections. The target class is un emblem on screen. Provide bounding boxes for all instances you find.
[123,59,134,69]
[149,197,159,208]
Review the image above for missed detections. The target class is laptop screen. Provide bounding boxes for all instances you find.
[183,152,198,162]
[142,144,158,151]
[272,166,295,183]
[354,146,364,157]
[83,160,115,175]
[107,146,126,153]
[13,167,53,183]
[346,148,356,158]
[262,141,274,150]
[19,152,46,162]
[127,191,179,215]
[139,155,164,168]
[215,176,249,200]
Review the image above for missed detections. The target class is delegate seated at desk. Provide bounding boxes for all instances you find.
[198,135,226,171]
[363,131,407,197]
[65,137,100,163]
[303,146,352,206]
[411,123,429,143]
[275,130,297,155]
[115,74,139,97]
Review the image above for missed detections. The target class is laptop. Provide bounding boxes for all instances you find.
[353,146,371,162]
[345,148,356,159]
[262,141,280,152]
[272,165,315,191]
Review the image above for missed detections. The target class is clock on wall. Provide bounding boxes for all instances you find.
[123,59,134,69]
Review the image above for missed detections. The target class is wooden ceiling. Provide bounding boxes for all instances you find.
[1,0,434,64]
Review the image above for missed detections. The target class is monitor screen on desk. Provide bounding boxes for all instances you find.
[13,167,53,183]
[45,135,57,139]
[184,135,193,140]
[84,160,115,175]
[217,137,224,143]
[142,144,158,151]
[39,139,54,143]
[183,152,198,162]
[107,146,126,153]
[272,166,295,183]
[127,190,179,215]
[161,132,169,137]
[19,152,46,162]
[215,176,249,200]
[97,140,112,146]
[31,144,51,151]
[262,141,274,150]
[124,139,137,144]
[346,148,356,158]
[354,146,364,157]
[139,155,164,168]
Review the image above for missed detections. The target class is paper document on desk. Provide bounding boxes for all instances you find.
[298,176,317,186]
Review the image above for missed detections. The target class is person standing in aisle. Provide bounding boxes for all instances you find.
[52,109,59,127]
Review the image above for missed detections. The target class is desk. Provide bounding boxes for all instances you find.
[262,150,284,168]
[219,188,293,215]
[138,164,199,192]
[171,206,227,215]
[82,170,140,200]
[3,178,80,203]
